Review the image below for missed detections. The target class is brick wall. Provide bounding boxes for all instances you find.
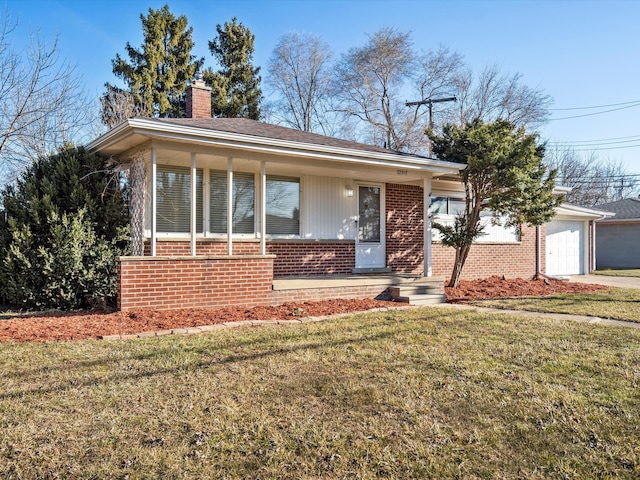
[385,183,424,274]
[267,241,355,278]
[431,224,545,280]
[271,285,391,304]
[118,255,274,310]
[186,79,212,119]
[145,240,261,256]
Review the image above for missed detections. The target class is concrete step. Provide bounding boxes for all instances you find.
[393,293,447,305]
[389,284,443,297]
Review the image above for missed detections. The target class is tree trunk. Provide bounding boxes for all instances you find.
[448,244,472,288]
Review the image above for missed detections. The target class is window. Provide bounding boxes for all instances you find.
[210,170,255,234]
[156,166,203,233]
[266,175,299,235]
[431,196,465,216]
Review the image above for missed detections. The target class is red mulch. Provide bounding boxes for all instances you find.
[445,275,608,303]
[0,277,609,342]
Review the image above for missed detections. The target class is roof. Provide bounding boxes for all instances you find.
[87,117,464,175]
[555,203,615,219]
[596,198,640,220]
[155,117,400,156]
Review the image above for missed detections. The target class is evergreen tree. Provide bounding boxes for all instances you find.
[109,4,203,118]
[428,119,560,287]
[0,145,129,309]
[204,17,262,119]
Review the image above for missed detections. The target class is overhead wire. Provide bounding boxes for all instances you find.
[549,99,640,111]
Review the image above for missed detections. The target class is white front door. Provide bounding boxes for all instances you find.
[355,184,385,269]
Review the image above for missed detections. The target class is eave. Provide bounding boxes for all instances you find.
[86,118,463,175]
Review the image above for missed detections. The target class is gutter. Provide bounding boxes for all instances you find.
[87,118,464,175]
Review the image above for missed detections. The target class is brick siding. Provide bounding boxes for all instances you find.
[271,285,391,304]
[385,183,424,274]
[267,241,355,278]
[431,224,545,280]
[145,240,261,256]
[118,255,274,310]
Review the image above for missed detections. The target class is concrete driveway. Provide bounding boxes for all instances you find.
[568,274,640,289]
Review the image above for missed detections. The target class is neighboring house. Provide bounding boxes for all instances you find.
[87,78,607,311]
[595,197,640,268]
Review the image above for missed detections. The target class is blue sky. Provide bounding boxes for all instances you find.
[7,0,640,173]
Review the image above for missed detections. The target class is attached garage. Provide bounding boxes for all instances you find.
[546,219,585,275]
[545,205,613,277]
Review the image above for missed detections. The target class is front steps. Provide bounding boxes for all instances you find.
[389,278,446,305]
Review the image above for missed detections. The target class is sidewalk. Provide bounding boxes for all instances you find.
[567,274,640,289]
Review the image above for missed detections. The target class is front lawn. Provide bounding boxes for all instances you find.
[475,287,640,323]
[1,307,639,478]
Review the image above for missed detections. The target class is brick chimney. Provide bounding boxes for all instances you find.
[186,74,212,118]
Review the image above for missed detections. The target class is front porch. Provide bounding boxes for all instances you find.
[272,274,446,306]
[117,252,446,311]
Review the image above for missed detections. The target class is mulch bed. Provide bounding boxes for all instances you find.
[0,277,609,342]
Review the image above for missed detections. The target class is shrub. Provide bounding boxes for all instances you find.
[2,209,129,310]
[0,145,130,310]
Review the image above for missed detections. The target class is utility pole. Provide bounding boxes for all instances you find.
[405,96,457,156]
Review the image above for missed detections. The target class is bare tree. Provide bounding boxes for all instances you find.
[333,28,462,153]
[100,84,147,128]
[266,32,335,134]
[545,146,640,206]
[450,64,552,130]
[0,11,92,184]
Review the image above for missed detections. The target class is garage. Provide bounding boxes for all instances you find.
[546,219,585,275]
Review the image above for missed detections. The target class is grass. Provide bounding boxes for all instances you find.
[1,307,639,478]
[594,268,640,277]
[475,287,640,323]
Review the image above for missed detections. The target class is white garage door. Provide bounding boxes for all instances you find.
[546,220,584,275]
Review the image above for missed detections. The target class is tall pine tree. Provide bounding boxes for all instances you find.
[204,17,262,119]
[108,4,203,118]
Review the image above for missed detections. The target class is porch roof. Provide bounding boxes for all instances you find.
[87,117,463,175]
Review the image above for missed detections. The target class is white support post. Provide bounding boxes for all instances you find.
[260,161,266,255]
[190,153,197,256]
[227,157,233,255]
[151,148,157,257]
[423,175,432,277]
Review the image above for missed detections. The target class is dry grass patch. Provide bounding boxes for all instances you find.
[475,287,640,323]
[1,307,639,478]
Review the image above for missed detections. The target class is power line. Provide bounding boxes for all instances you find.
[550,99,640,111]
[548,133,640,144]
[548,102,640,121]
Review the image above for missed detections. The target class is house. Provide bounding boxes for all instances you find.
[595,197,640,269]
[88,78,606,311]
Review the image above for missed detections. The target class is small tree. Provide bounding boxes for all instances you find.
[429,119,560,287]
[204,17,262,119]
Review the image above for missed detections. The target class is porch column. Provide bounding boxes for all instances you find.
[190,153,197,256]
[423,175,432,277]
[227,157,233,255]
[150,148,157,257]
[129,150,146,256]
[260,161,266,255]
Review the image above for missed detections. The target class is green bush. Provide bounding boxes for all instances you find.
[0,145,130,310]
[3,209,129,310]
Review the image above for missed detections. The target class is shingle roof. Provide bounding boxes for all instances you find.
[596,197,640,220]
[154,117,422,158]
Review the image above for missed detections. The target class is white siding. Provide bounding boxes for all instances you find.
[432,215,520,243]
[302,176,357,240]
